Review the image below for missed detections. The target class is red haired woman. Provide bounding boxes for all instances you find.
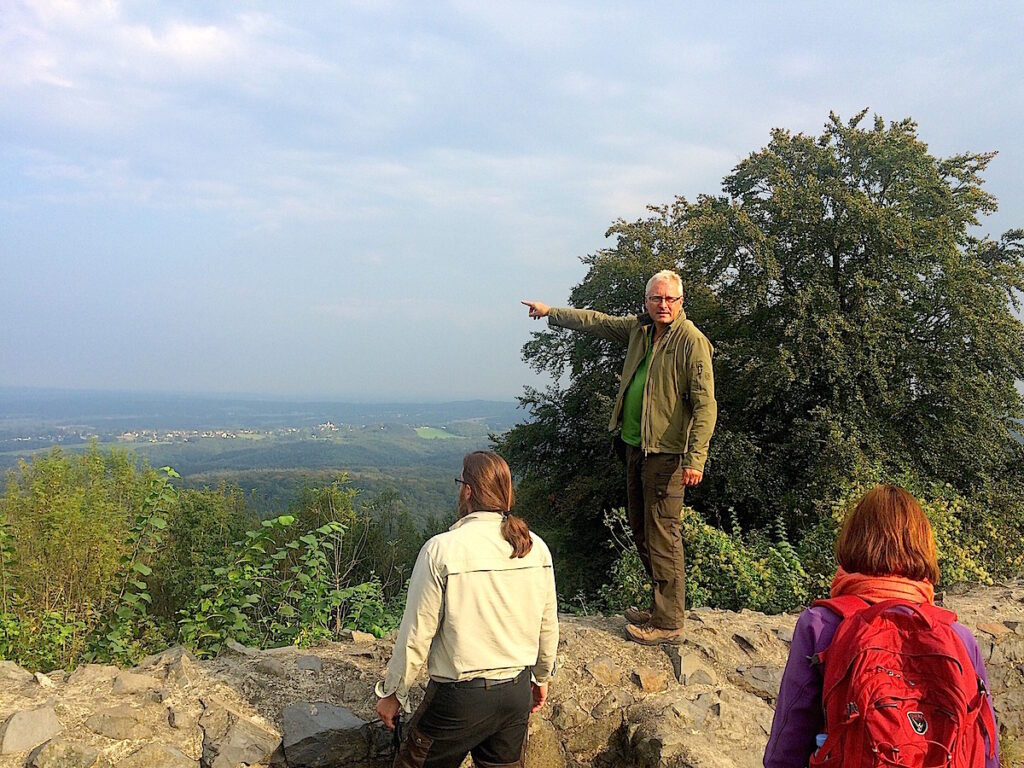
[764,485,998,768]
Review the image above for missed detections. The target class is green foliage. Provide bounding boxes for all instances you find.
[86,467,179,665]
[598,506,810,614]
[0,611,88,672]
[502,110,1024,601]
[150,483,257,619]
[0,514,15,613]
[0,445,423,670]
[1,445,151,621]
[178,508,406,658]
[0,445,166,668]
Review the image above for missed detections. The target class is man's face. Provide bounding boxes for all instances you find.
[645,279,683,329]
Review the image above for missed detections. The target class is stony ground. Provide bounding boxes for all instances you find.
[2,581,1024,767]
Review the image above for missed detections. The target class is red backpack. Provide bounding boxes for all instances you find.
[809,596,996,768]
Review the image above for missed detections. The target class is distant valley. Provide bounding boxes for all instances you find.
[0,388,523,522]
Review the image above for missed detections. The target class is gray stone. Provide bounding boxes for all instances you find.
[66,665,119,689]
[774,626,794,644]
[85,705,154,741]
[27,739,102,768]
[735,665,784,701]
[563,714,619,755]
[223,640,257,657]
[295,656,323,674]
[33,672,56,689]
[340,681,365,704]
[0,705,63,755]
[281,701,369,767]
[255,657,288,678]
[116,744,195,768]
[683,633,721,663]
[1004,620,1024,636]
[137,647,200,688]
[675,652,716,686]
[112,671,162,695]
[585,655,621,686]
[989,635,1024,666]
[0,660,34,685]
[138,646,195,669]
[732,629,772,655]
[199,697,280,768]
[551,701,589,731]
[591,691,633,720]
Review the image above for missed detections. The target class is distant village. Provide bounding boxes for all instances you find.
[1,421,419,450]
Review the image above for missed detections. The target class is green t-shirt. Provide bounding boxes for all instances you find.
[620,330,653,447]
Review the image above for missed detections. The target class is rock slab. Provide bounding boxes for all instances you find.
[199,698,279,768]
[281,702,368,767]
[0,705,62,755]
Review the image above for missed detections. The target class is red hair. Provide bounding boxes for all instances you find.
[835,485,939,584]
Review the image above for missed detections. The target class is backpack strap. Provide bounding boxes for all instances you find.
[812,596,958,626]
[811,595,870,619]
[970,677,998,758]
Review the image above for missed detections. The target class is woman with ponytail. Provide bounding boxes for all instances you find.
[376,451,558,768]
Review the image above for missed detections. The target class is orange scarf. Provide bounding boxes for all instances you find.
[830,566,934,605]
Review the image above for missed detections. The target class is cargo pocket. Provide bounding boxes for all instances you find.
[652,461,685,518]
[393,725,434,768]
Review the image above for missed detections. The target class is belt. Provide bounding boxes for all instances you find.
[445,671,524,689]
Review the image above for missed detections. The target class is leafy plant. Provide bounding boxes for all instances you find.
[86,466,178,665]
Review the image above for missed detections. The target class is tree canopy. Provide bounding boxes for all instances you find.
[497,111,1024,595]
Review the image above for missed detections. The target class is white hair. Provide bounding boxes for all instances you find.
[645,270,683,297]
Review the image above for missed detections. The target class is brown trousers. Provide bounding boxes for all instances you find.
[624,445,686,630]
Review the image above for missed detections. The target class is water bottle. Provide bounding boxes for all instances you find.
[813,733,827,755]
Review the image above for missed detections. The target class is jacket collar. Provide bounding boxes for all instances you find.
[449,510,505,531]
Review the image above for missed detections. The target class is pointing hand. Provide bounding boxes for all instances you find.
[522,300,550,319]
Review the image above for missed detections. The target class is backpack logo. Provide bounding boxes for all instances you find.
[908,711,928,735]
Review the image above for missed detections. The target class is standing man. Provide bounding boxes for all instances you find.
[522,269,716,645]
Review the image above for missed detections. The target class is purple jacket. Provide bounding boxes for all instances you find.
[763,604,999,768]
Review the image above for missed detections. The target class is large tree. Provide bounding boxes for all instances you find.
[497,111,1024,594]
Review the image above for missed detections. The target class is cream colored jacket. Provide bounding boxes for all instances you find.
[376,511,559,707]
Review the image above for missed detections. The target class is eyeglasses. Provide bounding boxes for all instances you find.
[646,295,682,305]
[455,477,470,487]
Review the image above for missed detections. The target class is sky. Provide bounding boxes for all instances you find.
[2,2,1022,401]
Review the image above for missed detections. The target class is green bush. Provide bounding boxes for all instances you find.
[596,481,1000,618]
[598,506,809,615]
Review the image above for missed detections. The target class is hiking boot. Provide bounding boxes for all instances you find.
[625,622,684,646]
[623,605,652,625]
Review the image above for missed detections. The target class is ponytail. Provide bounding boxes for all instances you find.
[501,513,533,559]
[460,451,533,558]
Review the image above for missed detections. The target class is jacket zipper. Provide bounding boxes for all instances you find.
[642,326,665,456]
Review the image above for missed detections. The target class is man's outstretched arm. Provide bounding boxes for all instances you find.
[522,300,635,345]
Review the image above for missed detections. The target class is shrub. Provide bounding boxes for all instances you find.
[598,506,809,615]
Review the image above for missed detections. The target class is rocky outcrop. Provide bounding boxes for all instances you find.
[0,583,1023,767]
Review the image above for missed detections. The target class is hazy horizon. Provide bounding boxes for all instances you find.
[3,2,1022,400]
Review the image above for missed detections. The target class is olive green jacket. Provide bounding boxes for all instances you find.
[547,306,717,472]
